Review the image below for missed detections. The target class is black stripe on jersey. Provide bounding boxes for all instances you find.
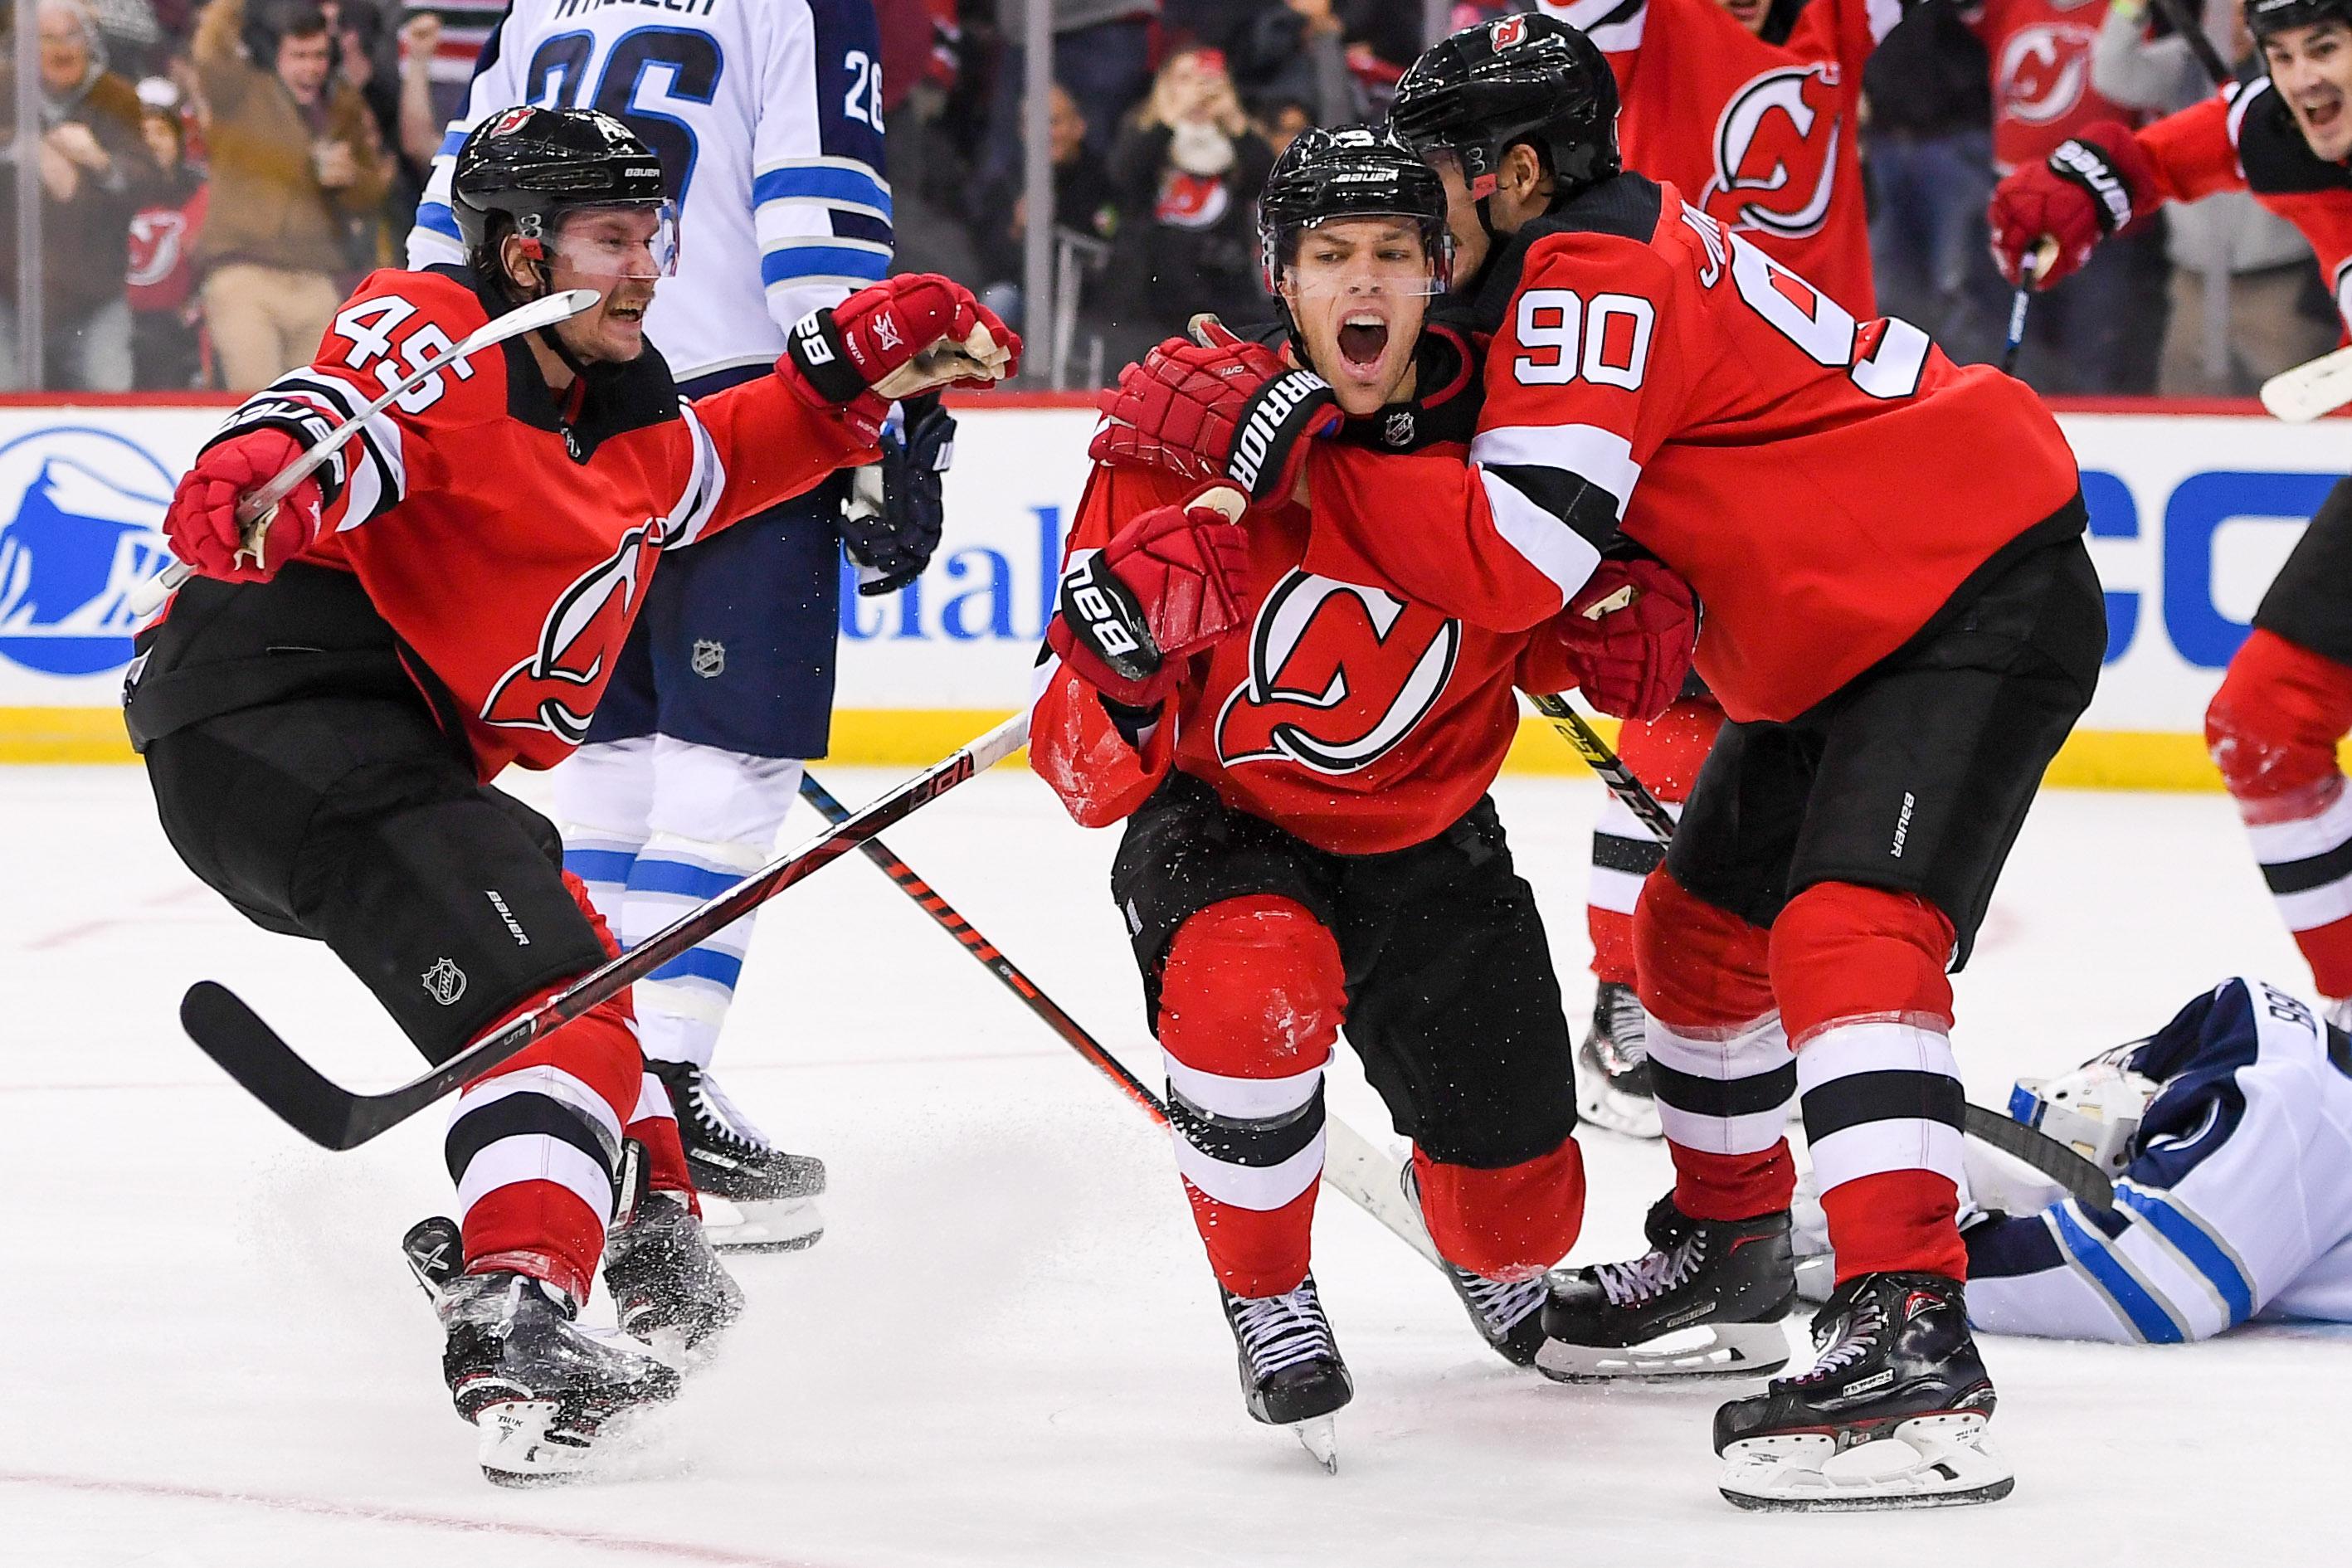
[1799,1069,1966,1141]
[1650,1060,1798,1119]
[1592,830,1667,877]
[1485,461,1631,553]
[444,1091,621,1184]
[2234,78,2352,196]
[1470,173,1665,331]
[831,210,895,247]
[2259,835,2352,895]
[1166,1082,1325,1169]
[277,371,409,520]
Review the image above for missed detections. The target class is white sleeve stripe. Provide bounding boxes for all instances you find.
[2227,76,2267,152]
[1478,469,1603,607]
[270,373,408,526]
[756,195,893,222]
[662,404,726,548]
[1469,423,1643,514]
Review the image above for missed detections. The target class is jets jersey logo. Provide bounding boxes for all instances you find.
[1700,65,1847,242]
[1997,25,2095,126]
[1215,571,1460,776]
[480,522,660,743]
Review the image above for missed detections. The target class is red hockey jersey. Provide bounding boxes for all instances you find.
[1536,0,1893,316]
[1032,335,1585,855]
[192,266,873,777]
[2137,80,2352,334]
[1316,175,2083,726]
[1966,0,2138,173]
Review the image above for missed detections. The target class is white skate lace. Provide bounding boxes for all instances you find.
[1232,1282,1338,1377]
[1791,1299,1886,1385]
[1595,1234,1705,1307]
[1456,1270,1548,1333]
[689,1069,773,1152]
[1600,985,1651,1073]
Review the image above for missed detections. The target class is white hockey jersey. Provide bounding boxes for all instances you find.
[407,0,892,386]
[1965,976,2352,1343]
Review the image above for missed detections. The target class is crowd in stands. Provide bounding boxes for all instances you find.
[0,0,2337,395]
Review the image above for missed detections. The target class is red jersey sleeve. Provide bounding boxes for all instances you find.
[661,373,879,549]
[2138,93,2246,204]
[1028,464,1183,829]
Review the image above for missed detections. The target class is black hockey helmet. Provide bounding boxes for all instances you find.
[452,106,672,287]
[1390,12,1621,201]
[2247,0,2352,40]
[1258,125,1454,298]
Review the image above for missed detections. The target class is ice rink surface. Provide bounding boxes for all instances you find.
[6,761,2348,1568]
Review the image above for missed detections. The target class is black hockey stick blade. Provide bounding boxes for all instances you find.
[178,714,1030,1150]
[1962,1100,2115,1213]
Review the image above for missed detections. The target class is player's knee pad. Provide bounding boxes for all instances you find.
[1411,1140,1586,1280]
[645,738,804,845]
[1768,881,1955,1045]
[2206,628,2352,810]
[1634,868,1775,1030]
[1157,895,1345,1079]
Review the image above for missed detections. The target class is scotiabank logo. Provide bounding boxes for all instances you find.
[1215,570,1459,775]
[1998,24,2095,126]
[480,523,660,743]
[1700,64,1846,242]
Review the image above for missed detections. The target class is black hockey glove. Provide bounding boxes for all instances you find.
[841,397,955,597]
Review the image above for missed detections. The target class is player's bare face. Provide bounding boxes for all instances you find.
[544,207,670,363]
[1282,220,1434,414]
[2266,22,2352,162]
[1426,154,1493,284]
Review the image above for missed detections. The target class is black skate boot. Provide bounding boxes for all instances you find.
[1219,1273,1353,1472]
[649,1057,826,1253]
[439,1270,682,1487]
[1577,981,1661,1139]
[1444,1264,1554,1367]
[1536,1194,1794,1381]
[603,1179,746,1364]
[1714,1271,2012,1512]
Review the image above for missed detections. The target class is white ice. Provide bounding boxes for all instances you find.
[5,763,2347,1567]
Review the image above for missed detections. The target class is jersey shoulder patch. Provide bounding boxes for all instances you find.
[2231,79,2352,196]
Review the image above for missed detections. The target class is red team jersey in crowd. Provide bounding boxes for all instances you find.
[1536,0,1897,315]
[1316,177,2082,725]
[1033,337,1585,855]
[187,266,873,778]
[1967,0,2138,172]
[2137,80,2352,333]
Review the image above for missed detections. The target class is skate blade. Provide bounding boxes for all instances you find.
[700,1195,825,1254]
[474,1400,598,1488]
[1575,1082,1663,1141]
[1292,1415,1338,1474]
[1536,1320,1790,1383]
[1718,1412,2014,1512]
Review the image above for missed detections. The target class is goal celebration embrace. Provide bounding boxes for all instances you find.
[24,0,2352,1555]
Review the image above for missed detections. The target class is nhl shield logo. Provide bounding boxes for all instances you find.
[691,638,726,678]
[1489,15,1528,49]
[1383,409,1416,448]
[421,957,468,1006]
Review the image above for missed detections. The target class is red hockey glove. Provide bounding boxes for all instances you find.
[1989,122,2159,290]
[1046,482,1251,709]
[780,273,1020,438]
[1551,559,1699,723]
[162,426,323,584]
[1091,318,1341,506]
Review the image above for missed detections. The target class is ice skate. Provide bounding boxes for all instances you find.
[603,1185,746,1365]
[1715,1270,2013,1512]
[650,1057,827,1252]
[1536,1195,1793,1381]
[1220,1273,1352,1472]
[1577,981,1662,1139]
[439,1269,682,1487]
[1443,1264,1554,1367]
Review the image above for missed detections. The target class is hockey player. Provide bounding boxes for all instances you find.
[1526,0,1907,1138]
[1048,127,1698,1463]
[125,108,1013,1483]
[1102,12,2105,1508]
[1796,976,2352,1343]
[410,0,940,1252]
[1989,0,2352,1026]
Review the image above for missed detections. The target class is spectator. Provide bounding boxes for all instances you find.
[985,0,1159,186]
[80,0,163,77]
[974,80,1116,324]
[0,0,146,391]
[125,77,209,390]
[394,8,444,170]
[2091,0,2333,393]
[879,0,985,281]
[1230,0,1367,128]
[192,0,391,390]
[1099,46,1273,363]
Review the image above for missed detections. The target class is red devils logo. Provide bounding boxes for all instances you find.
[1997,25,2094,127]
[480,523,660,743]
[1489,15,1528,49]
[1700,65,1846,241]
[1215,571,1460,775]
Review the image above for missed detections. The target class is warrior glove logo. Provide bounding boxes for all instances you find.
[1225,370,1334,499]
[1215,571,1459,775]
[1701,65,1847,242]
[481,523,659,743]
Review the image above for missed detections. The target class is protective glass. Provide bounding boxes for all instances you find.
[1271,216,1451,302]
[548,201,681,283]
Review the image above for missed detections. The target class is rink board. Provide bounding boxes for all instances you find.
[1,394,2346,786]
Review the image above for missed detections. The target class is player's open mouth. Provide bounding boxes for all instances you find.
[2301,90,2345,135]
[1725,0,1765,24]
[606,302,645,324]
[1337,314,1390,372]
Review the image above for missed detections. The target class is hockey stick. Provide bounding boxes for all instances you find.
[1999,246,2045,378]
[178,713,1030,1152]
[796,770,1444,1267]
[129,287,601,616]
[2259,343,2352,422]
[1533,691,2117,1211]
[2146,0,2235,90]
